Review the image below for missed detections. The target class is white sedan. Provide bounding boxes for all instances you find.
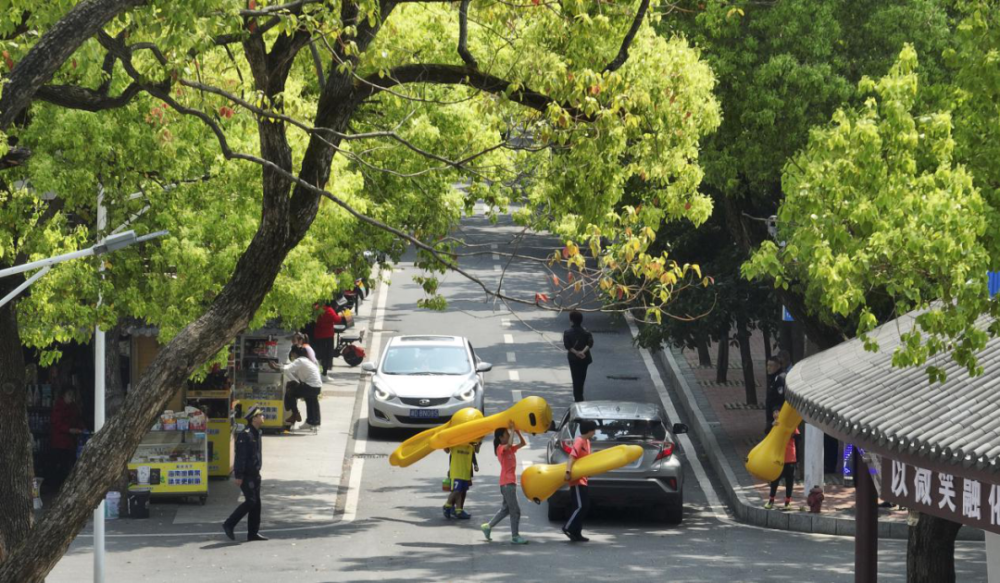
[363,335,491,433]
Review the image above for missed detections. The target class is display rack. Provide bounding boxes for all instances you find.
[128,430,209,503]
[187,389,235,478]
[234,335,286,431]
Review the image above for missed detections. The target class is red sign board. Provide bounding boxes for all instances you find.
[881,459,1000,535]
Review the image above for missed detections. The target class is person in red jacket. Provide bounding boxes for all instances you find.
[312,301,342,376]
[765,409,800,510]
[50,387,86,485]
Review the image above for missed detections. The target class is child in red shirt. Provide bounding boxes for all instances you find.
[482,421,528,544]
[765,409,800,510]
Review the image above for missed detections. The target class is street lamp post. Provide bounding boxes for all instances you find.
[0,227,167,583]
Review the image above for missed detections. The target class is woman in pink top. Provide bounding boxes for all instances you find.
[481,421,528,544]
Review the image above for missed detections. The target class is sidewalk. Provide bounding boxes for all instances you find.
[55,284,376,535]
[656,333,924,539]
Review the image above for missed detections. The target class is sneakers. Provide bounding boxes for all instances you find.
[764,501,774,510]
[297,422,319,434]
[247,534,268,542]
[443,506,453,519]
[511,535,529,545]
[454,510,472,520]
[783,500,792,510]
[569,533,589,542]
[480,523,492,541]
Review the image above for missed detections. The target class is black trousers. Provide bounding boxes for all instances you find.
[564,485,590,535]
[285,382,322,425]
[769,462,796,499]
[225,474,262,537]
[314,337,334,374]
[569,360,590,403]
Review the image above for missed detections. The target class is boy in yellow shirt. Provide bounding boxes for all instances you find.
[443,441,480,519]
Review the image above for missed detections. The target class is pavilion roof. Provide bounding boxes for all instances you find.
[785,310,1000,481]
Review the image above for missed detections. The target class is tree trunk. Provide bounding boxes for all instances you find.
[0,301,32,564]
[104,322,129,497]
[695,335,712,367]
[762,326,772,362]
[716,319,729,383]
[907,512,961,583]
[0,30,370,581]
[735,315,757,405]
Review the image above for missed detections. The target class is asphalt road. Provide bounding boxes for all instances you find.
[45,210,988,582]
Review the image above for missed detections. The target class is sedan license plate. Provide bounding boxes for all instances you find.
[409,409,439,419]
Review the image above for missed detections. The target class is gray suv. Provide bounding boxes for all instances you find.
[544,401,688,524]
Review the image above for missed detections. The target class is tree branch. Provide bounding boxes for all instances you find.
[355,63,590,120]
[0,147,31,170]
[0,0,147,131]
[34,82,145,112]
[603,0,650,73]
[457,0,477,68]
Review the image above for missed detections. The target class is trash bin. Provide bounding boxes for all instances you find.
[126,489,151,519]
[105,491,121,519]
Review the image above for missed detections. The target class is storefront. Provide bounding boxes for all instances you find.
[784,310,1000,583]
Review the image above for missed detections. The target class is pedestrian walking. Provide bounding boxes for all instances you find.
[224,407,268,542]
[443,441,480,520]
[481,421,528,544]
[763,357,786,435]
[563,420,597,542]
[563,311,594,403]
[313,301,342,378]
[269,345,323,432]
[765,409,799,510]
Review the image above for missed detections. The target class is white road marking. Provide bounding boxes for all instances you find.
[511,389,522,401]
[343,269,390,523]
[522,461,534,468]
[493,264,501,272]
[490,243,497,250]
[504,334,514,344]
[492,253,500,261]
[626,317,731,524]
[501,318,511,328]
[509,370,520,382]
[506,351,516,363]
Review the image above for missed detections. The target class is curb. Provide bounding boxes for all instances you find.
[655,344,984,542]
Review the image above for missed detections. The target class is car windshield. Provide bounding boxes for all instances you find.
[572,418,667,442]
[381,346,471,375]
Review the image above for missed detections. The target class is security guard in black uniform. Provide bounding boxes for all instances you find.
[223,406,267,541]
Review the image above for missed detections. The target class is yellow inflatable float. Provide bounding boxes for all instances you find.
[520,444,644,504]
[389,407,483,468]
[428,396,552,450]
[745,402,803,482]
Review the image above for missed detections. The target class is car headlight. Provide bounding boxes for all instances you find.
[373,380,393,402]
[455,384,478,402]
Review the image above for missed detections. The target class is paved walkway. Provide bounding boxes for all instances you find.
[679,334,908,522]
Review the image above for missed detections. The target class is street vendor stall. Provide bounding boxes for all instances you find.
[234,333,292,431]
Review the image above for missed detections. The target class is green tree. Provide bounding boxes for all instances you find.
[744,45,994,583]
[0,1,720,579]
[654,0,954,349]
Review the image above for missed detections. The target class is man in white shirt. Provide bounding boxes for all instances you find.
[269,345,323,432]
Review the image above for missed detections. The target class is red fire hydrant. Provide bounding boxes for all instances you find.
[807,485,825,513]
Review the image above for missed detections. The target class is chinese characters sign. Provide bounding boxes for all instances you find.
[881,459,1000,535]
